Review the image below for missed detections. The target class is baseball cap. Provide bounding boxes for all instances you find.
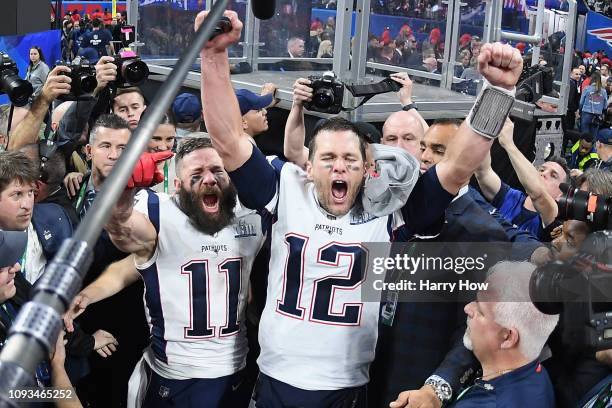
[597,127,612,145]
[0,231,27,268]
[172,93,202,123]
[235,89,273,116]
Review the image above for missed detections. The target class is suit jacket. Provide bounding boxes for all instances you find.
[31,202,74,260]
[369,193,510,406]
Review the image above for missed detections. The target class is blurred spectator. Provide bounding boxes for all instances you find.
[421,28,443,60]
[377,40,401,66]
[567,132,599,171]
[455,49,471,77]
[580,71,608,138]
[367,34,382,61]
[80,18,114,63]
[469,36,482,60]
[565,67,582,130]
[316,40,333,58]
[25,47,50,102]
[458,33,472,54]
[172,93,203,140]
[287,37,305,58]
[595,129,612,170]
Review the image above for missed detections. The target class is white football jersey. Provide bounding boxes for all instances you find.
[133,190,265,380]
[256,161,405,390]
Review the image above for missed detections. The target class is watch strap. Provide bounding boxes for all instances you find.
[425,375,453,402]
[402,103,417,111]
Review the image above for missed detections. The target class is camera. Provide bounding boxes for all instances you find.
[56,57,98,101]
[0,52,33,106]
[509,63,554,122]
[530,230,612,351]
[112,53,149,88]
[557,183,611,231]
[305,71,345,114]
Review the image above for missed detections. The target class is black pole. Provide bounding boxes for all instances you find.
[0,1,229,406]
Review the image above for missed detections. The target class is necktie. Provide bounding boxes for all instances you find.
[79,189,96,219]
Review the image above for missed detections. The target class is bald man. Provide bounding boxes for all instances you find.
[382,111,425,161]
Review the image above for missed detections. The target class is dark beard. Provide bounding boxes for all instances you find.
[176,182,237,235]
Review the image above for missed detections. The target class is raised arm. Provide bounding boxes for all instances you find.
[63,255,141,332]
[498,119,558,225]
[198,10,253,172]
[436,43,523,195]
[7,65,72,150]
[105,152,171,258]
[474,150,502,201]
[284,78,311,168]
[390,72,429,133]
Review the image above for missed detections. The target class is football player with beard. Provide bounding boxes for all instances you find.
[64,137,266,407]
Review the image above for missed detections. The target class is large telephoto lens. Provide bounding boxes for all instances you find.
[0,70,33,106]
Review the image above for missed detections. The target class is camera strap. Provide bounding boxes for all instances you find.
[343,78,401,112]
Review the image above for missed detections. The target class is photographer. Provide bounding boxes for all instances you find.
[5,65,72,151]
[541,173,612,408]
[475,120,570,239]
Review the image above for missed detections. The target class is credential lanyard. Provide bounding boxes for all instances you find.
[163,161,169,194]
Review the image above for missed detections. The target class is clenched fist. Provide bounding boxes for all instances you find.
[195,10,243,54]
[478,42,523,91]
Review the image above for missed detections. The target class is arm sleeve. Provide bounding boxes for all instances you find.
[399,165,454,238]
[228,146,284,213]
[431,306,479,396]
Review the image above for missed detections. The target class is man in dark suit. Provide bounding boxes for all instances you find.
[565,67,581,131]
[370,120,517,408]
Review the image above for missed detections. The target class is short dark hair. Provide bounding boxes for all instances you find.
[546,156,570,183]
[175,137,214,175]
[0,151,39,195]
[89,113,130,144]
[92,18,102,28]
[308,117,368,162]
[113,86,146,108]
[19,144,66,189]
[431,118,462,128]
[580,132,594,143]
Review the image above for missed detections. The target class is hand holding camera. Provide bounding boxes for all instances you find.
[41,65,73,103]
[390,72,414,106]
[292,78,313,107]
[95,56,117,91]
[55,57,97,101]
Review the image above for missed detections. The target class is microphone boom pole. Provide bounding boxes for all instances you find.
[0,0,229,405]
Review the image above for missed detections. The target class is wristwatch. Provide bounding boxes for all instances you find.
[402,103,418,111]
[425,375,452,402]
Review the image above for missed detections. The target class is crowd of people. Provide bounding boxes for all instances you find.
[0,6,611,408]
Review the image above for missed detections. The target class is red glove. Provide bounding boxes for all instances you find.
[127,151,174,189]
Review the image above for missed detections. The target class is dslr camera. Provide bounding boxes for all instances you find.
[510,63,554,122]
[305,71,345,114]
[112,53,149,88]
[0,52,33,106]
[304,72,403,114]
[56,57,98,101]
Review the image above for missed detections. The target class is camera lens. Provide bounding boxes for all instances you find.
[122,60,149,85]
[558,183,588,221]
[80,75,98,94]
[0,71,33,107]
[313,88,334,109]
